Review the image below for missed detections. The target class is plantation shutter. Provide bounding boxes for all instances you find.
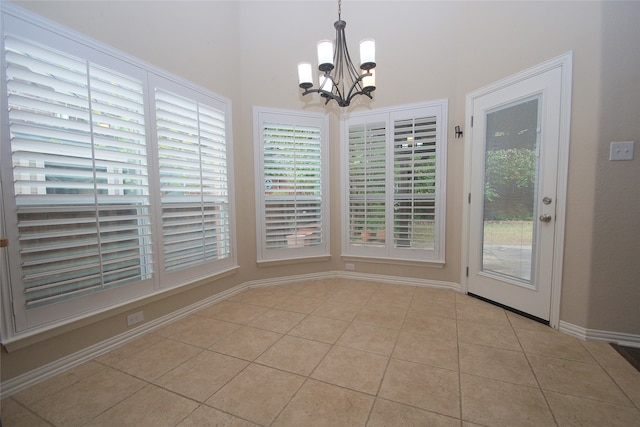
[5,35,152,307]
[344,101,447,262]
[155,89,230,272]
[262,122,323,250]
[393,116,437,249]
[347,121,387,246]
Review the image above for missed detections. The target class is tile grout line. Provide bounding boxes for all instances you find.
[508,312,561,427]
[208,292,312,427]
[363,286,416,426]
[304,280,381,427]
[579,340,640,410]
[455,292,464,424]
[10,280,637,425]
[4,395,54,427]
[262,279,371,426]
[173,286,314,427]
[263,287,319,427]
[87,294,285,426]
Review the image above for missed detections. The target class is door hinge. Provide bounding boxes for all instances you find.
[466,266,469,277]
[0,238,7,248]
[468,193,471,204]
[470,116,474,127]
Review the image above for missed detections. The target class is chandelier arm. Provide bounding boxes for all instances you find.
[301,85,346,106]
[345,71,373,103]
[321,73,347,105]
[333,23,348,102]
[300,71,372,107]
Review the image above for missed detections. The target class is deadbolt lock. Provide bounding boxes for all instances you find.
[542,196,552,205]
[539,214,553,223]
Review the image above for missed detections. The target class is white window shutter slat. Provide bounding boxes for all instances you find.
[348,121,387,247]
[261,121,323,251]
[345,103,446,261]
[5,35,153,308]
[1,10,235,334]
[393,116,438,250]
[255,109,328,260]
[155,89,230,272]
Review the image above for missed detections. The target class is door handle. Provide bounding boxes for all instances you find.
[539,214,552,223]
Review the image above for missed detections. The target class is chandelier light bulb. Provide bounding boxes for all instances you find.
[317,40,334,72]
[298,62,313,88]
[319,74,334,92]
[360,39,376,70]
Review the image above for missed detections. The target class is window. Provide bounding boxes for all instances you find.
[5,35,152,311]
[342,101,447,262]
[254,107,329,262]
[155,88,230,274]
[0,6,234,335]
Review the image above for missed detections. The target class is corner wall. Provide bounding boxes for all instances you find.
[589,1,640,334]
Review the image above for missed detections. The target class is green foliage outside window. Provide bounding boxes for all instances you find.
[484,147,536,220]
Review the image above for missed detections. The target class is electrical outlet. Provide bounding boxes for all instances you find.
[126,311,144,326]
[345,263,355,271]
[609,141,635,161]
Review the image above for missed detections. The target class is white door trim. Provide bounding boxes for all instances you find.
[461,52,573,328]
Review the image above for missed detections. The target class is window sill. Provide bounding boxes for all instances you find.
[257,255,332,268]
[340,255,445,269]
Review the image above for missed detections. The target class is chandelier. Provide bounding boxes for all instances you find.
[297,0,376,107]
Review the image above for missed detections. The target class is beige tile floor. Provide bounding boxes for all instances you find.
[2,279,640,426]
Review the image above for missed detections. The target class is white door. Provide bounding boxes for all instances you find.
[466,57,571,323]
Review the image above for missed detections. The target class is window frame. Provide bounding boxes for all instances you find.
[0,4,236,339]
[341,100,448,263]
[253,106,330,263]
[149,76,236,287]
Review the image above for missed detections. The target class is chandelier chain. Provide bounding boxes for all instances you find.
[338,0,342,20]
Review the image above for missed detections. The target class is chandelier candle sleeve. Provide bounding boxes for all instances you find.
[317,40,334,71]
[360,39,376,69]
[298,62,313,88]
[320,74,334,92]
[362,69,375,89]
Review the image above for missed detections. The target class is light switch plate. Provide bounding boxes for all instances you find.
[609,141,635,161]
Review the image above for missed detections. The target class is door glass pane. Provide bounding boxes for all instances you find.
[482,97,539,283]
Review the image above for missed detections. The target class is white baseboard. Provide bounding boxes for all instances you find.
[243,270,461,293]
[334,270,462,292]
[559,321,640,348]
[243,271,337,289]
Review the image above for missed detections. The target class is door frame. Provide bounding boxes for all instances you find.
[461,52,573,328]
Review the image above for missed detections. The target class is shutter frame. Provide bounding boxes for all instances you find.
[155,88,231,273]
[5,35,154,309]
[343,101,448,262]
[254,107,329,262]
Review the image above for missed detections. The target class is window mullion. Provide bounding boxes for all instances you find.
[86,61,105,292]
[196,102,206,258]
[386,117,394,257]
